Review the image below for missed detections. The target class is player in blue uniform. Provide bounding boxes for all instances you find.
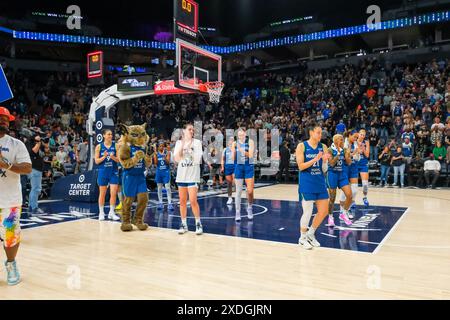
[153,142,174,211]
[326,134,353,227]
[221,137,236,205]
[356,129,370,206]
[296,123,331,250]
[340,129,360,219]
[232,128,255,222]
[95,129,120,221]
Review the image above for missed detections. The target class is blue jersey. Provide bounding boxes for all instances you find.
[156,151,169,172]
[299,141,327,194]
[236,140,253,166]
[358,141,369,166]
[223,147,235,168]
[329,147,345,173]
[98,142,118,171]
[124,145,146,176]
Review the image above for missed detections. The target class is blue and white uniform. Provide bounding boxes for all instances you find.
[122,145,147,197]
[155,151,170,184]
[234,140,254,180]
[97,142,119,186]
[345,140,359,179]
[223,147,236,177]
[327,146,349,189]
[357,141,369,174]
[298,141,329,201]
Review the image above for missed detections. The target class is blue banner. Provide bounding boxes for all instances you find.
[0,65,13,103]
[51,170,99,203]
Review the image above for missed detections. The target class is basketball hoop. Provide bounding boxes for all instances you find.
[201,81,224,103]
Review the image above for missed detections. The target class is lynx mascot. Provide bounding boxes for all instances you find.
[117,124,152,232]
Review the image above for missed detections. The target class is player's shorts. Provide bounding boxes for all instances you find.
[177,182,198,188]
[347,164,359,180]
[299,192,329,202]
[122,174,147,197]
[97,169,119,186]
[155,170,170,184]
[327,171,350,189]
[357,164,369,174]
[0,207,21,248]
[234,164,254,180]
[224,165,235,177]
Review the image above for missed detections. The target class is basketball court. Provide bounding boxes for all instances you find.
[1,185,449,299]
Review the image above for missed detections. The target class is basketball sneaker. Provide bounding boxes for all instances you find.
[298,237,313,250]
[235,211,241,222]
[98,213,105,221]
[168,203,175,211]
[195,222,203,235]
[178,223,188,235]
[227,197,233,205]
[115,202,123,211]
[5,260,21,286]
[363,197,369,207]
[108,211,120,221]
[247,206,253,220]
[339,211,353,226]
[307,233,321,247]
[327,215,335,227]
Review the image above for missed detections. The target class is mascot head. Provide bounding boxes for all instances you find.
[117,123,149,147]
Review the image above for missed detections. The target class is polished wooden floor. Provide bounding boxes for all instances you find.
[1,185,449,299]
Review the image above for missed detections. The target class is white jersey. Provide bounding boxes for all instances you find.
[174,139,202,183]
[0,135,31,208]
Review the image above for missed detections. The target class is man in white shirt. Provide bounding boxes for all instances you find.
[0,106,32,286]
[423,154,441,189]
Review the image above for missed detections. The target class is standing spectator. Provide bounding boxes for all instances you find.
[26,134,45,215]
[76,138,89,173]
[378,146,391,187]
[408,155,425,188]
[402,137,414,164]
[423,154,441,189]
[55,146,67,164]
[433,140,446,163]
[369,128,380,162]
[430,126,443,146]
[277,141,291,183]
[391,145,405,188]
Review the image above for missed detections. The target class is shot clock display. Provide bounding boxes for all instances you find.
[174,0,199,43]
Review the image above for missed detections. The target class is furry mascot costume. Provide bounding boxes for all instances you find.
[117,123,152,232]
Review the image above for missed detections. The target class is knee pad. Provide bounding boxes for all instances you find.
[362,180,369,194]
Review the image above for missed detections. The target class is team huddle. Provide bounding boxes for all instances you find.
[94,123,370,249]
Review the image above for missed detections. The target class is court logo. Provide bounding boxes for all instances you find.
[79,174,85,183]
[66,5,82,30]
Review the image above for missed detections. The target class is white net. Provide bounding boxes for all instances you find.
[204,81,224,103]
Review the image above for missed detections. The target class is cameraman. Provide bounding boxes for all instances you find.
[27,134,45,215]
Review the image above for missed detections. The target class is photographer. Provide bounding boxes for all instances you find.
[27,134,45,215]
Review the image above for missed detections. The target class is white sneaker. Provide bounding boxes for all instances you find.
[227,197,233,205]
[195,223,203,235]
[178,224,188,234]
[108,212,120,221]
[235,211,241,222]
[299,237,313,250]
[247,206,253,220]
[98,213,105,221]
[348,210,355,219]
[307,234,321,247]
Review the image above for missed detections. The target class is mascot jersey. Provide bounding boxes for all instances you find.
[122,145,147,197]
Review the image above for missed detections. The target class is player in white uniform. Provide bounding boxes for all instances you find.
[174,123,204,235]
[0,107,32,285]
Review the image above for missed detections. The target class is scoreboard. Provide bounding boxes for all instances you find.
[174,0,199,43]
